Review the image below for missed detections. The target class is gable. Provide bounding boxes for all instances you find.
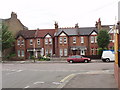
[45,34,51,38]
[91,31,97,35]
[59,32,67,36]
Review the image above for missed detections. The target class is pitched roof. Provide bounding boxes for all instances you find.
[55,28,78,36]
[55,27,98,36]
[78,27,98,35]
[16,29,55,39]
[16,30,36,39]
[36,29,55,38]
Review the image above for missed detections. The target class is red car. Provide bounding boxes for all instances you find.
[67,55,91,63]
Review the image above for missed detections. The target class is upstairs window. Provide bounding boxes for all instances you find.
[21,40,24,45]
[91,36,94,43]
[37,39,40,45]
[30,39,33,45]
[59,37,62,44]
[17,40,20,45]
[73,37,76,44]
[49,38,52,44]
[95,36,97,43]
[81,37,84,43]
[64,37,67,44]
[45,38,48,44]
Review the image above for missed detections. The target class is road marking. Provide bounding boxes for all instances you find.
[16,70,23,72]
[60,74,76,83]
[52,82,61,85]
[57,74,76,88]
[6,69,23,75]
[24,85,30,88]
[33,81,44,84]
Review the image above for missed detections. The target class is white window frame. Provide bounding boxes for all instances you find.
[59,37,62,44]
[49,38,52,44]
[91,36,94,43]
[64,49,67,56]
[21,50,24,57]
[64,37,67,44]
[45,49,48,55]
[21,40,24,45]
[45,38,48,44]
[95,36,97,43]
[91,48,94,55]
[49,49,52,56]
[18,50,20,57]
[81,37,84,43]
[37,39,40,45]
[73,37,76,44]
[60,49,63,56]
[17,40,20,45]
[30,39,33,45]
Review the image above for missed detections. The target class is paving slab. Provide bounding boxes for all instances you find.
[63,74,118,88]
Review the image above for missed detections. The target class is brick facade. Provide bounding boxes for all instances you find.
[15,19,114,59]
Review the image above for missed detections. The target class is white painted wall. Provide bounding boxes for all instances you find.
[60,32,66,36]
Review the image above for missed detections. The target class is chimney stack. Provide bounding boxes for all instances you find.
[75,23,79,28]
[54,21,58,32]
[95,18,101,31]
[11,12,17,19]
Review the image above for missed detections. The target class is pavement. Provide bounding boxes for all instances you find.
[2,59,102,64]
[61,73,118,89]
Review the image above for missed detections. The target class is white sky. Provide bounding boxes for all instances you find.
[1,0,120,29]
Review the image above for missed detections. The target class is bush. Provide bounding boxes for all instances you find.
[38,55,50,61]
[98,48,103,56]
[47,53,51,57]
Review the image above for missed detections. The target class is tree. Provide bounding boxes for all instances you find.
[2,24,15,52]
[97,30,110,49]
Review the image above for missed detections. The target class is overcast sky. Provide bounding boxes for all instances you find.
[1,0,119,29]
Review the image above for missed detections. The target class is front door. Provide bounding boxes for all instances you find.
[29,51,34,59]
[80,49,85,55]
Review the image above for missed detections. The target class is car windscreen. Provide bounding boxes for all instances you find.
[75,55,81,58]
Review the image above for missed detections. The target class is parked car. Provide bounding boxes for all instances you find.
[67,55,91,63]
[101,50,115,62]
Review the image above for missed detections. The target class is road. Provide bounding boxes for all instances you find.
[2,61,115,88]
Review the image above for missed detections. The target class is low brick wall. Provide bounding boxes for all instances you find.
[114,63,120,89]
[118,67,120,89]
[50,57,67,61]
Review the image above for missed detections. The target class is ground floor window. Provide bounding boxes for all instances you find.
[49,49,52,56]
[60,49,63,56]
[91,48,94,55]
[21,50,24,57]
[64,49,67,56]
[45,49,48,56]
[18,50,20,57]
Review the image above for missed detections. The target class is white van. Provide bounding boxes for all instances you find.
[101,50,115,62]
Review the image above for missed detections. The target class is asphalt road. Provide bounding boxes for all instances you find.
[2,61,115,88]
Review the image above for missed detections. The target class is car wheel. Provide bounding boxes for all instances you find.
[69,60,73,63]
[106,58,110,62]
[84,60,89,63]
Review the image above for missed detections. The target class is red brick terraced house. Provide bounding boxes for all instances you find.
[15,19,115,59]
